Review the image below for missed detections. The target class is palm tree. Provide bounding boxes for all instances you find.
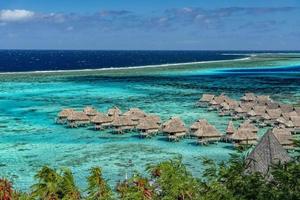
[146,157,201,200]
[31,166,62,200]
[86,167,113,200]
[12,191,35,200]
[60,168,81,200]
[116,173,153,200]
[0,178,13,200]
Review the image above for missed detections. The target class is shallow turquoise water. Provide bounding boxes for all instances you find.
[0,59,300,191]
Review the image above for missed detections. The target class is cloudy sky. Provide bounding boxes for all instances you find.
[0,0,299,50]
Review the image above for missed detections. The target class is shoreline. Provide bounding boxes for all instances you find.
[0,56,252,75]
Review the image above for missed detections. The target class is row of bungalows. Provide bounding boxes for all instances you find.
[199,93,300,133]
[225,120,258,146]
[56,106,162,135]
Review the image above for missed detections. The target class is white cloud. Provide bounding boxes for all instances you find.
[0,9,34,22]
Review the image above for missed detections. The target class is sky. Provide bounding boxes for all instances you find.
[0,0,299,50]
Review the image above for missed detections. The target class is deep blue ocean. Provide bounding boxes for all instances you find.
[0,50,254,72]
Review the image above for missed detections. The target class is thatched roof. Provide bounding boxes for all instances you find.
[247,110,256,117]
[136,117,160,130]
[279,104,294,113]
[91,113,113,124]
[209,99,218,105]
[295,107,300,115]
[282,111,298,121]
[162,117,187,134]
[226,121,236,135]
[240,102,254,113]
[83,106,98,116]
[146,114,161,124]
[200,94,215,102]
[290,116,300,127]
[272,128,294,146]
[107,106,122,116]
[113,115,136,127]
[276,117,287,125]
[123,108,147,120]
[266,108,282,119]
[256,95,271,104]
[227,100,239,109]
[67,112,90,121]
[266,102,280,109]
[191,119,221,138]
[262,113,271,120]
[253,105,267,116]
[241,93,256,101]
[58,108,75,118]
[214,94,229,105]
[190,119,208,130]
[246,130,291,176]
[194,126,221,138]
[234,106,244,113]
[239,120,258,133]
[220,102,230,110]
[231,128,258,141]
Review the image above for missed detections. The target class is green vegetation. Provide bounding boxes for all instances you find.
[1,152,299,200]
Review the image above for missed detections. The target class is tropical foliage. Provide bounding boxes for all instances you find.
[0,153,299,200]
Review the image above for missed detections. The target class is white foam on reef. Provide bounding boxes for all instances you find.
[0,56,251,75]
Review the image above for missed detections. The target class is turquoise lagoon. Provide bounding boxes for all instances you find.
[0,54,300,191]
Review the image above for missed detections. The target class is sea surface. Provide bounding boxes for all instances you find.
[0,50,249,72]
[0,51,300,191]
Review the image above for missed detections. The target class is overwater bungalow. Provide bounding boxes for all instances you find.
[231,128,258,146]
[208,99,219,110]
[83,106,98,117]
[123,108,147,125]
[220,102,230,115]
[261,113,272,126]
[190,119,221,144]
[227,99,239,111]
[91,113,113,130]
[239,120,259,134]
[199,94,215,103]
[245,130,291,178]
[241,93,256,102]
[56,108,75,124]
[246,110,257,121]
[253,105,267,117]
[233,106,245,120]
[256,95,271,105]
[276,112,296,128]
[67,112,90,128]
[272,128,294,149]
[240,102,255,113]
[162,117,187,141]
[282,111,298,121]
[214,94,229,105]
[136,116,160,137]
[266,108,282,121]
[279,104,294,113]
[190,119,206,133]
[112,115,136,133]
[266,101,280,109]
[107,106,122,117]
